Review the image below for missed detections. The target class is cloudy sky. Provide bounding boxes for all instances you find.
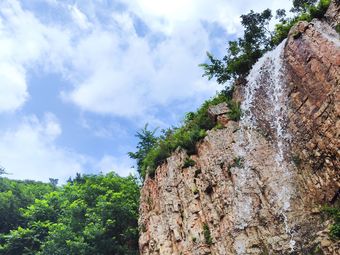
[0,0,292,183]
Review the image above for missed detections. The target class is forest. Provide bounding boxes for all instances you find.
[0,173,139,255]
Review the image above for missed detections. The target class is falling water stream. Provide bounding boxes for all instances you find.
[233,39,296,254]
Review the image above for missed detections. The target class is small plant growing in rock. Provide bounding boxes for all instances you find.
[203,223,213,245]
[292,30,302,39]
[194,168,202,178]
[192,236,197,243]
[183,157,196,168]
[321,205,340,239]
[227,101,242,121]
[292,154,302,167]
[140,223,147,233]
[336,24,340,35]
[311,245,323,255]
[214,122,224,130]
[147,196,153,209]
[232,156,244,168]
[192,187,199,195]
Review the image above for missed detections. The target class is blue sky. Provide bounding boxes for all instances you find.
[0,0,291,183]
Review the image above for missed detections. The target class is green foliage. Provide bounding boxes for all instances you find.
[291,0,318,13]
[227,101,242,121]
[183,158,196,168]
[139,223,146,233]
[0,178,53,234]
[321,205,340,239]
[271,0,331,45]
[133,93,229,180]
[0,173,140,255]
[203,223,212,245]
[128,124,158,178]
[292,154,302,167]
[214,122,224,130]
[201,0,331,87]
[192,187,199,195]
[194,169,202,178]
[0,166,7,176]
[200,9,273,85]
[232,157,245,168]
[336,24,340,35]
[49,178,58,187]
[309,0,331,18]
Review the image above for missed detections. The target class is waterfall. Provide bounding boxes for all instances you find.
[233,39,296,253]
[313,20,340,48]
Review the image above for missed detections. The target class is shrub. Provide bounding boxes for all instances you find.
[139,224,147,233]
[192,187,199,195]
[321,205,340,239]
[232,157,244,168]
[271,0,331,45]
[194,169,202,178]
[214,123,224,130]
[183,158,196,168]
[309,0,331,19]
[135,93,230,180]
[335,24,340,35]
[228,101,242,121]
[203,224,212,245]
[292,154,302,167]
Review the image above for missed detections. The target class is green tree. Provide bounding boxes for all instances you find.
[0,178,53,234]
[291,0,318,12]
[128,124,158,178]
[200,0,331,90]
[0,166,7,176]
[200,8,272,86]
[0,173,140,255]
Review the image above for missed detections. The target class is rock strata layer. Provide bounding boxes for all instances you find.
[139,3,340,254]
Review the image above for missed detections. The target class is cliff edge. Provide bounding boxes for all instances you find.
[139,2,340,254]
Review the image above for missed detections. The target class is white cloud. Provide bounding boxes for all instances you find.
[62,12,217,117]
[0,0,71,112]
[69,4,91,29]
[94,155,134,177]
[62,0,292,117]
[0,113,85,182]
[123,0,292,35]
[0,63,28,112]
[0,113,134,182]
[0,0,292,117]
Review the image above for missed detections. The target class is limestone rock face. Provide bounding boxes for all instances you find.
[284,17,340,206]
[139,3,340,254]
[208,102,230,127]
[325,0,340,27]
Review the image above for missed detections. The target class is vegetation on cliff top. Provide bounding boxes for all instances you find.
[200,0,331,89]
[130,0,331,181]
[129,93,237,180]
[0,173,140,255]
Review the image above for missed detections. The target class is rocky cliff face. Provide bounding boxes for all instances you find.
[139,3,340,254]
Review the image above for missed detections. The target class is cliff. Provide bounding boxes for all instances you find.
[139,2,340,254]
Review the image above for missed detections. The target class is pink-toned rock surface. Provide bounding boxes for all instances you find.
[139,2,340,254]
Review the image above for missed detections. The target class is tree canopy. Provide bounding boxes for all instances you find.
[200,0,331,90]
[0,173,140,255]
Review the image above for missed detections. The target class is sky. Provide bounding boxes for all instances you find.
[0,0,292,183]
